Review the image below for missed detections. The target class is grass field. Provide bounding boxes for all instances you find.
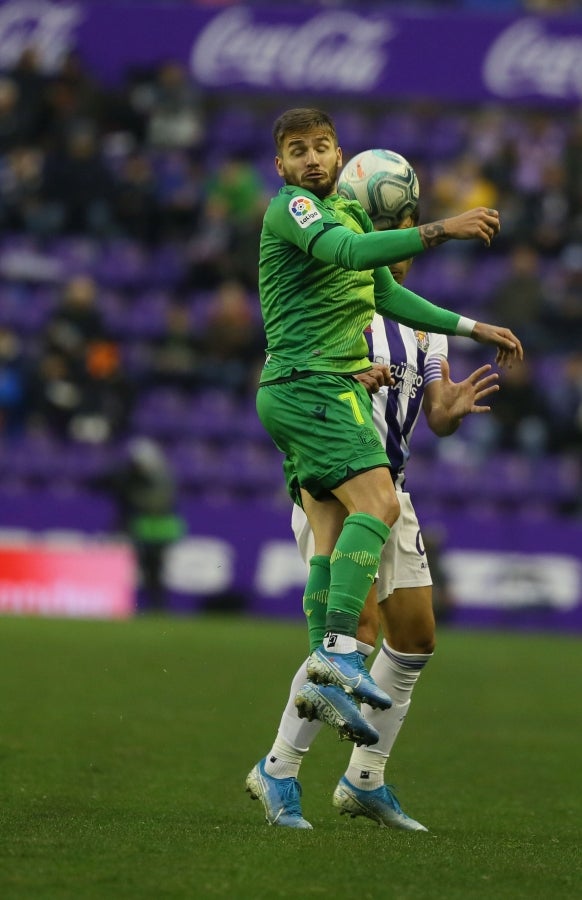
[0,613,581,899]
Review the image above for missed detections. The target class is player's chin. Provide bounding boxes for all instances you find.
[302,176,333,198]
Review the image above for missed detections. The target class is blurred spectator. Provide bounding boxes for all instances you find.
[40,275,134,442]
[543,241,582,351]
[470,359,551,460]
[546,352,582,456]
[69,337,134,443]
[488,244,549,352]
[0,78,33,153]
[8,47,50,145]
[31,342,133,444]
[41,121,117,237]
[154,149,203,239]
[29,350,84,439]
[431,153,499,219]
[201,153,268,287]
[144,61,206,154]
[114,150,160,244]
[197,279,264,396]
[44,51,107,150]
[93,437,186,612]
[45,275,107,366]
[531,159,570,254]
[0,147,47,234]
[181,195,235,290]
[147,302,201,391]
[564,111,582,217]
[0,327,29,437]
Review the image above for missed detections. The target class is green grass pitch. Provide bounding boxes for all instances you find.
[0,613,581,899]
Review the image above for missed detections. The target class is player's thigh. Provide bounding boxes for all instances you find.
[257,375,389,501]
[376,493,431,598]
[299,489,345,557]
[332,466,399,525]
[376,492,435,653]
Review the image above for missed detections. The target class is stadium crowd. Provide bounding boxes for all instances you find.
[0,43,581,518]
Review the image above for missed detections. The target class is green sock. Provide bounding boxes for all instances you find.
[303,555,330,653]
[326,513,390,637]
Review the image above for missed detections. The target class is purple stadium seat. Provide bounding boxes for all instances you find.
[48,237,99,278]
[94,239,148,289]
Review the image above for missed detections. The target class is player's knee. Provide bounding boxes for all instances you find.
[420,634,436,655]
[368,487,400,527]
[394,627,435,655]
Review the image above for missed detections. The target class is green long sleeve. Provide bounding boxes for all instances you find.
[310,225,424,269]
[373,266,461,334]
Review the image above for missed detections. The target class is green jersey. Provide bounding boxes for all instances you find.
[258,185,462,385]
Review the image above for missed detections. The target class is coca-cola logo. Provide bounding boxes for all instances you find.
[483,18,582,100]
[190,7,394,91]
[0,0,81,73]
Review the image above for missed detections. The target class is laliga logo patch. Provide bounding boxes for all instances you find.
[289,196,322,228]
[414,331,430,352]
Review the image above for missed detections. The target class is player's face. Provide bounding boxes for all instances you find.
[376,213,415,285]
[275,128,342,199]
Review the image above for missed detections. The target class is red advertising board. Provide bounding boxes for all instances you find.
[0,545,136,619]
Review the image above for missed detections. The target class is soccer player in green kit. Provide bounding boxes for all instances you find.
[256,108,522,729]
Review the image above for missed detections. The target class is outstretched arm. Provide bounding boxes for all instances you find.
[419,207,500,249]
[423,359,500,437]
[310,207,502,269]
[372,270,524,366]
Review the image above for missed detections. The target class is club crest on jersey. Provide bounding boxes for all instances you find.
[414,330,430,352]
[288,196,322,228]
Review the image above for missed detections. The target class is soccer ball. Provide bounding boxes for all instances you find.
[338,149,419,229]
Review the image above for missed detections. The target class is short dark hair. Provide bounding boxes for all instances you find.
[272,108,338,153]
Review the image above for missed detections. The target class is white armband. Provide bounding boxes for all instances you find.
[455,316,477,337]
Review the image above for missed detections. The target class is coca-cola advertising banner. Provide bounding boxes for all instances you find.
[0,1,581,104]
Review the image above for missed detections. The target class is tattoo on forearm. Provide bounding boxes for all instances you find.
[419,222,448,248]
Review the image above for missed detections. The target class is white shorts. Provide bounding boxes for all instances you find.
[290,492,432,603]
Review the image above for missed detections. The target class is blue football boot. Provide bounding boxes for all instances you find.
[245,758,312,829]
[332,776,428,831]
[306,647,393,710]
[295,681,379,747]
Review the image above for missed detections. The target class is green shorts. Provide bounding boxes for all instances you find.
[256,373,390,504]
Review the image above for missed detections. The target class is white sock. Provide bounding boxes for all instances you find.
[323,632,357,653]
[345,642,432,790]
[264,659,323,779]
[264,734,306,779]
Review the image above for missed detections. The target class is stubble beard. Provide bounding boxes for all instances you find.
[282,160,340,200]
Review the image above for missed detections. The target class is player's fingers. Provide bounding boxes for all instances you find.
[468,364,493,383]
[474,384,499,400]
[474,374,499,390]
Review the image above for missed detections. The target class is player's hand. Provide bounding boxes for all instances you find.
[470,322,523,367]
[445,207,500,246]
[354,363,393,394]
[439,359,499,418]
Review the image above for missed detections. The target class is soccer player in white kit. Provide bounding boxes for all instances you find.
[246,196,500,832]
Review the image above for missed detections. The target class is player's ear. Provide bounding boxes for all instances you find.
[336,146,343,167]
[275,156,284,177]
